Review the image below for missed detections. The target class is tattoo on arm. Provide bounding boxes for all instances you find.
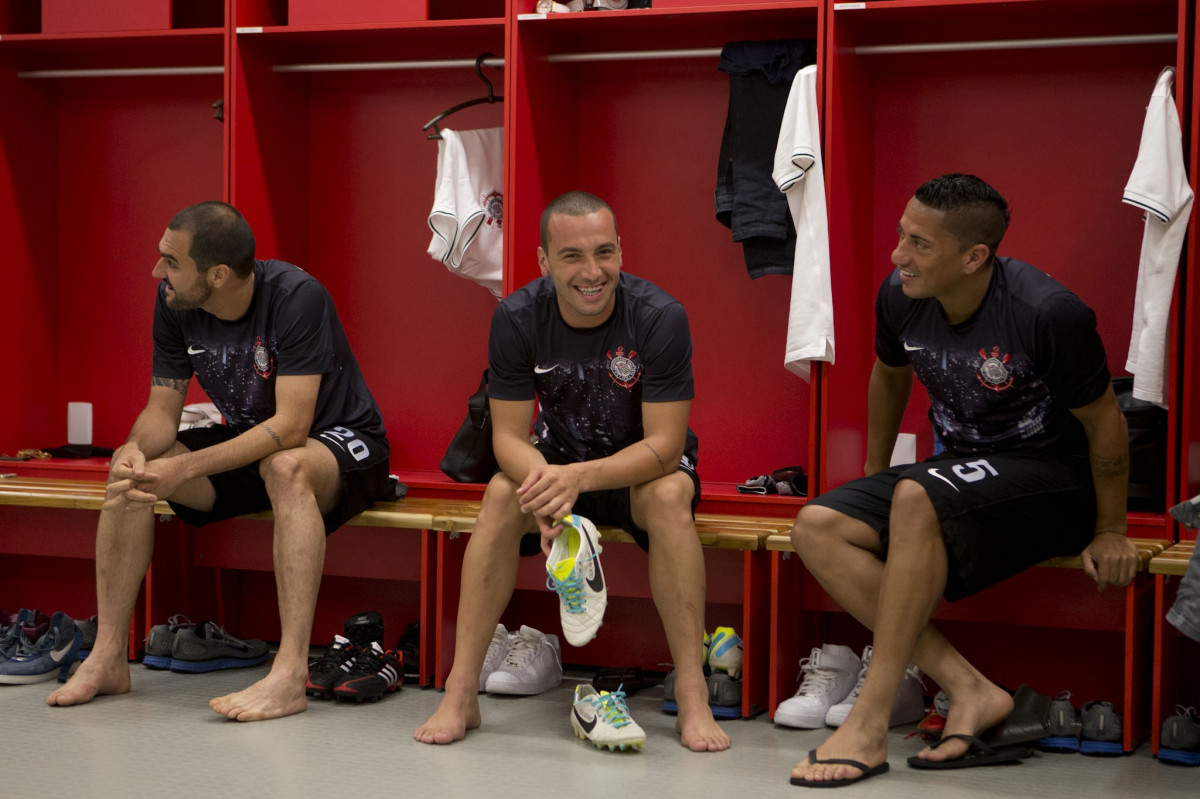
[642,441,668,474]
[151,376,190,397]
[1091,452,1129,479]
[260,424,284,450]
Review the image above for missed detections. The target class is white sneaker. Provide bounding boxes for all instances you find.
[571,684,646,751]
[773,644,861,729]
[546,514,607,647]
[479,623,514,692]
[824,645,926,727]
[484,625,562,695]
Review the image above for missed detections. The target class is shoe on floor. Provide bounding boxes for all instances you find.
[907,733,1032,769]
[484,625,562,695]
[74,615,97,661]
[0,611,82,684]
[342,611,385,649]
[1038,690,1081,753]
[306,634,359,699]
[661,670,742,718]
[1159,705,1200,766]
[479,623,514,692]
[169,621,270,673]
[824,645,925,727]
[546,514,607,647]
[143,614,196,670]
[571,684,646,751]
[0,609,43,662]
[332,641,402,702]
[707,626,743,680]
[918,689,950,741]
[774,644,861,729]
[1079,700,1124,756]
[395,621,420,680]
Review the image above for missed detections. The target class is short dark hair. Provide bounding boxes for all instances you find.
[168,201,256,278]
[540,191,618,250]
[914,173,1010,261]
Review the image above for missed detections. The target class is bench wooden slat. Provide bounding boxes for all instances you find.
[1150,541,1196,576]
[0,475,786,551]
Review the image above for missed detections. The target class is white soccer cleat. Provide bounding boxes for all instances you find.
[546,514,607,647]
[571,684,645,751]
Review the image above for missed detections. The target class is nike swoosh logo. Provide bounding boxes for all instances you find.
[586,559,605,593]
[926,468,960,492]
[49,640,74,664]
[574,706,598,733]
[187,345,206,355]
[903,342,925,352]
[534,365,558,374]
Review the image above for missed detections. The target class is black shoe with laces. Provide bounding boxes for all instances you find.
[306,634,359,699]
[395,622,420,681]
[333,641,402,702]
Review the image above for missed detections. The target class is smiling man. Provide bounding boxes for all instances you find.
[48,201,391,722]
[787,174,1137,786]
[415,191,729,752]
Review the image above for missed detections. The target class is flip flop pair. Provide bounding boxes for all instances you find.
[907,684,1051,770]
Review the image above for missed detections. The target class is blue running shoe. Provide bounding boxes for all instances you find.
[1079,700,1124,756]
[1038,690,1081,753]
[0,611,82,684]
[169,621,269,673]
[0,609,38,662]
[143,614,196,669]
[1159,705,1200,766]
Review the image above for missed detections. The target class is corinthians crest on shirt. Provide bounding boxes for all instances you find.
[976,345,1013,392]
[606,346,642,389]
[253,335,275,379]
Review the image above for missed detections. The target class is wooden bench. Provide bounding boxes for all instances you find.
[0,474,793,714]
[764,532,1167,752]
[1149,539,1197,753]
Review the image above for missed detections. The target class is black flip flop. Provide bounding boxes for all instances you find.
[791,749,890,788]
[592,666,658,695]
[907,734,1032,769]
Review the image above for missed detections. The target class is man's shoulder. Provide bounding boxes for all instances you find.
[994,256,1087,313]
[619,272,685,314]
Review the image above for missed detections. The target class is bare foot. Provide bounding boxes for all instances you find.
[916,681,1013,762]
[414,688,481,745]
[790,722,887,784]
[209,669,307,721]
[673,680,731,752]
[47,656,131,707]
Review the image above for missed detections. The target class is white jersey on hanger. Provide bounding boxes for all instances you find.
[1123,67,1192,408]
[427,127,504,299]
[772,64,834,382]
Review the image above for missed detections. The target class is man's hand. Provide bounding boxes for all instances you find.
[516,464,581,524]
[1081,531,1138,590]
[103,444,154,511]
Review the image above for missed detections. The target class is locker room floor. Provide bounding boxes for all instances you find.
[4,662,1196,798]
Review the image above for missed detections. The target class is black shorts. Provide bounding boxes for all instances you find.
[807,451,1096,601]
[518,442,702,555]
[168,425,392,535]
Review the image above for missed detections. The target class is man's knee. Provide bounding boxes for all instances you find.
[888,478,940,545]
[475,472,529,540]
[791,504,843,558]
[632,473,694,531]
[260,450,311,496]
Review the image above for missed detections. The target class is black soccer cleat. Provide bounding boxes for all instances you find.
[333,641,402,703]
[306,634,359,699]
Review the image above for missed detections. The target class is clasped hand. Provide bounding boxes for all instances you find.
[103,448,186,512]
[515,463,582,552]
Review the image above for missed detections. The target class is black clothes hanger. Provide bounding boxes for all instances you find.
[422,52,504,140]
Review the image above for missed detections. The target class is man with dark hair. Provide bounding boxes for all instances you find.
[415,190,730,752]
[788,174,1137,786]
[48,201,391,721]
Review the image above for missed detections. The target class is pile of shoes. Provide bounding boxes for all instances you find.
[479,623,562,695]
[1159,705,1200,766]
[1034,691,1127,756]
[306,611,404,702]
[908,684,1051,769]
[143,614,270,674]
[661,625,745,719]
[0,608,91,684]
[773,643,925,730]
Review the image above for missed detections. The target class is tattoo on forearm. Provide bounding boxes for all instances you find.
[642,441,668,473]
[1092,452,1129,479]
[261,424,284,450]
[151,376,190,397]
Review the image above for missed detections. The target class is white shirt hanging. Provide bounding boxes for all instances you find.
[427,127,504,299]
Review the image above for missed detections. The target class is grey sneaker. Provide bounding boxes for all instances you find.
[1079,700,1124,756]
[143,614,195,670]
[1159,705,1200,766]
[479,623,514,692]
[169,621,270,673]
[1038,690,1081,752]
[75,615,97,660]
